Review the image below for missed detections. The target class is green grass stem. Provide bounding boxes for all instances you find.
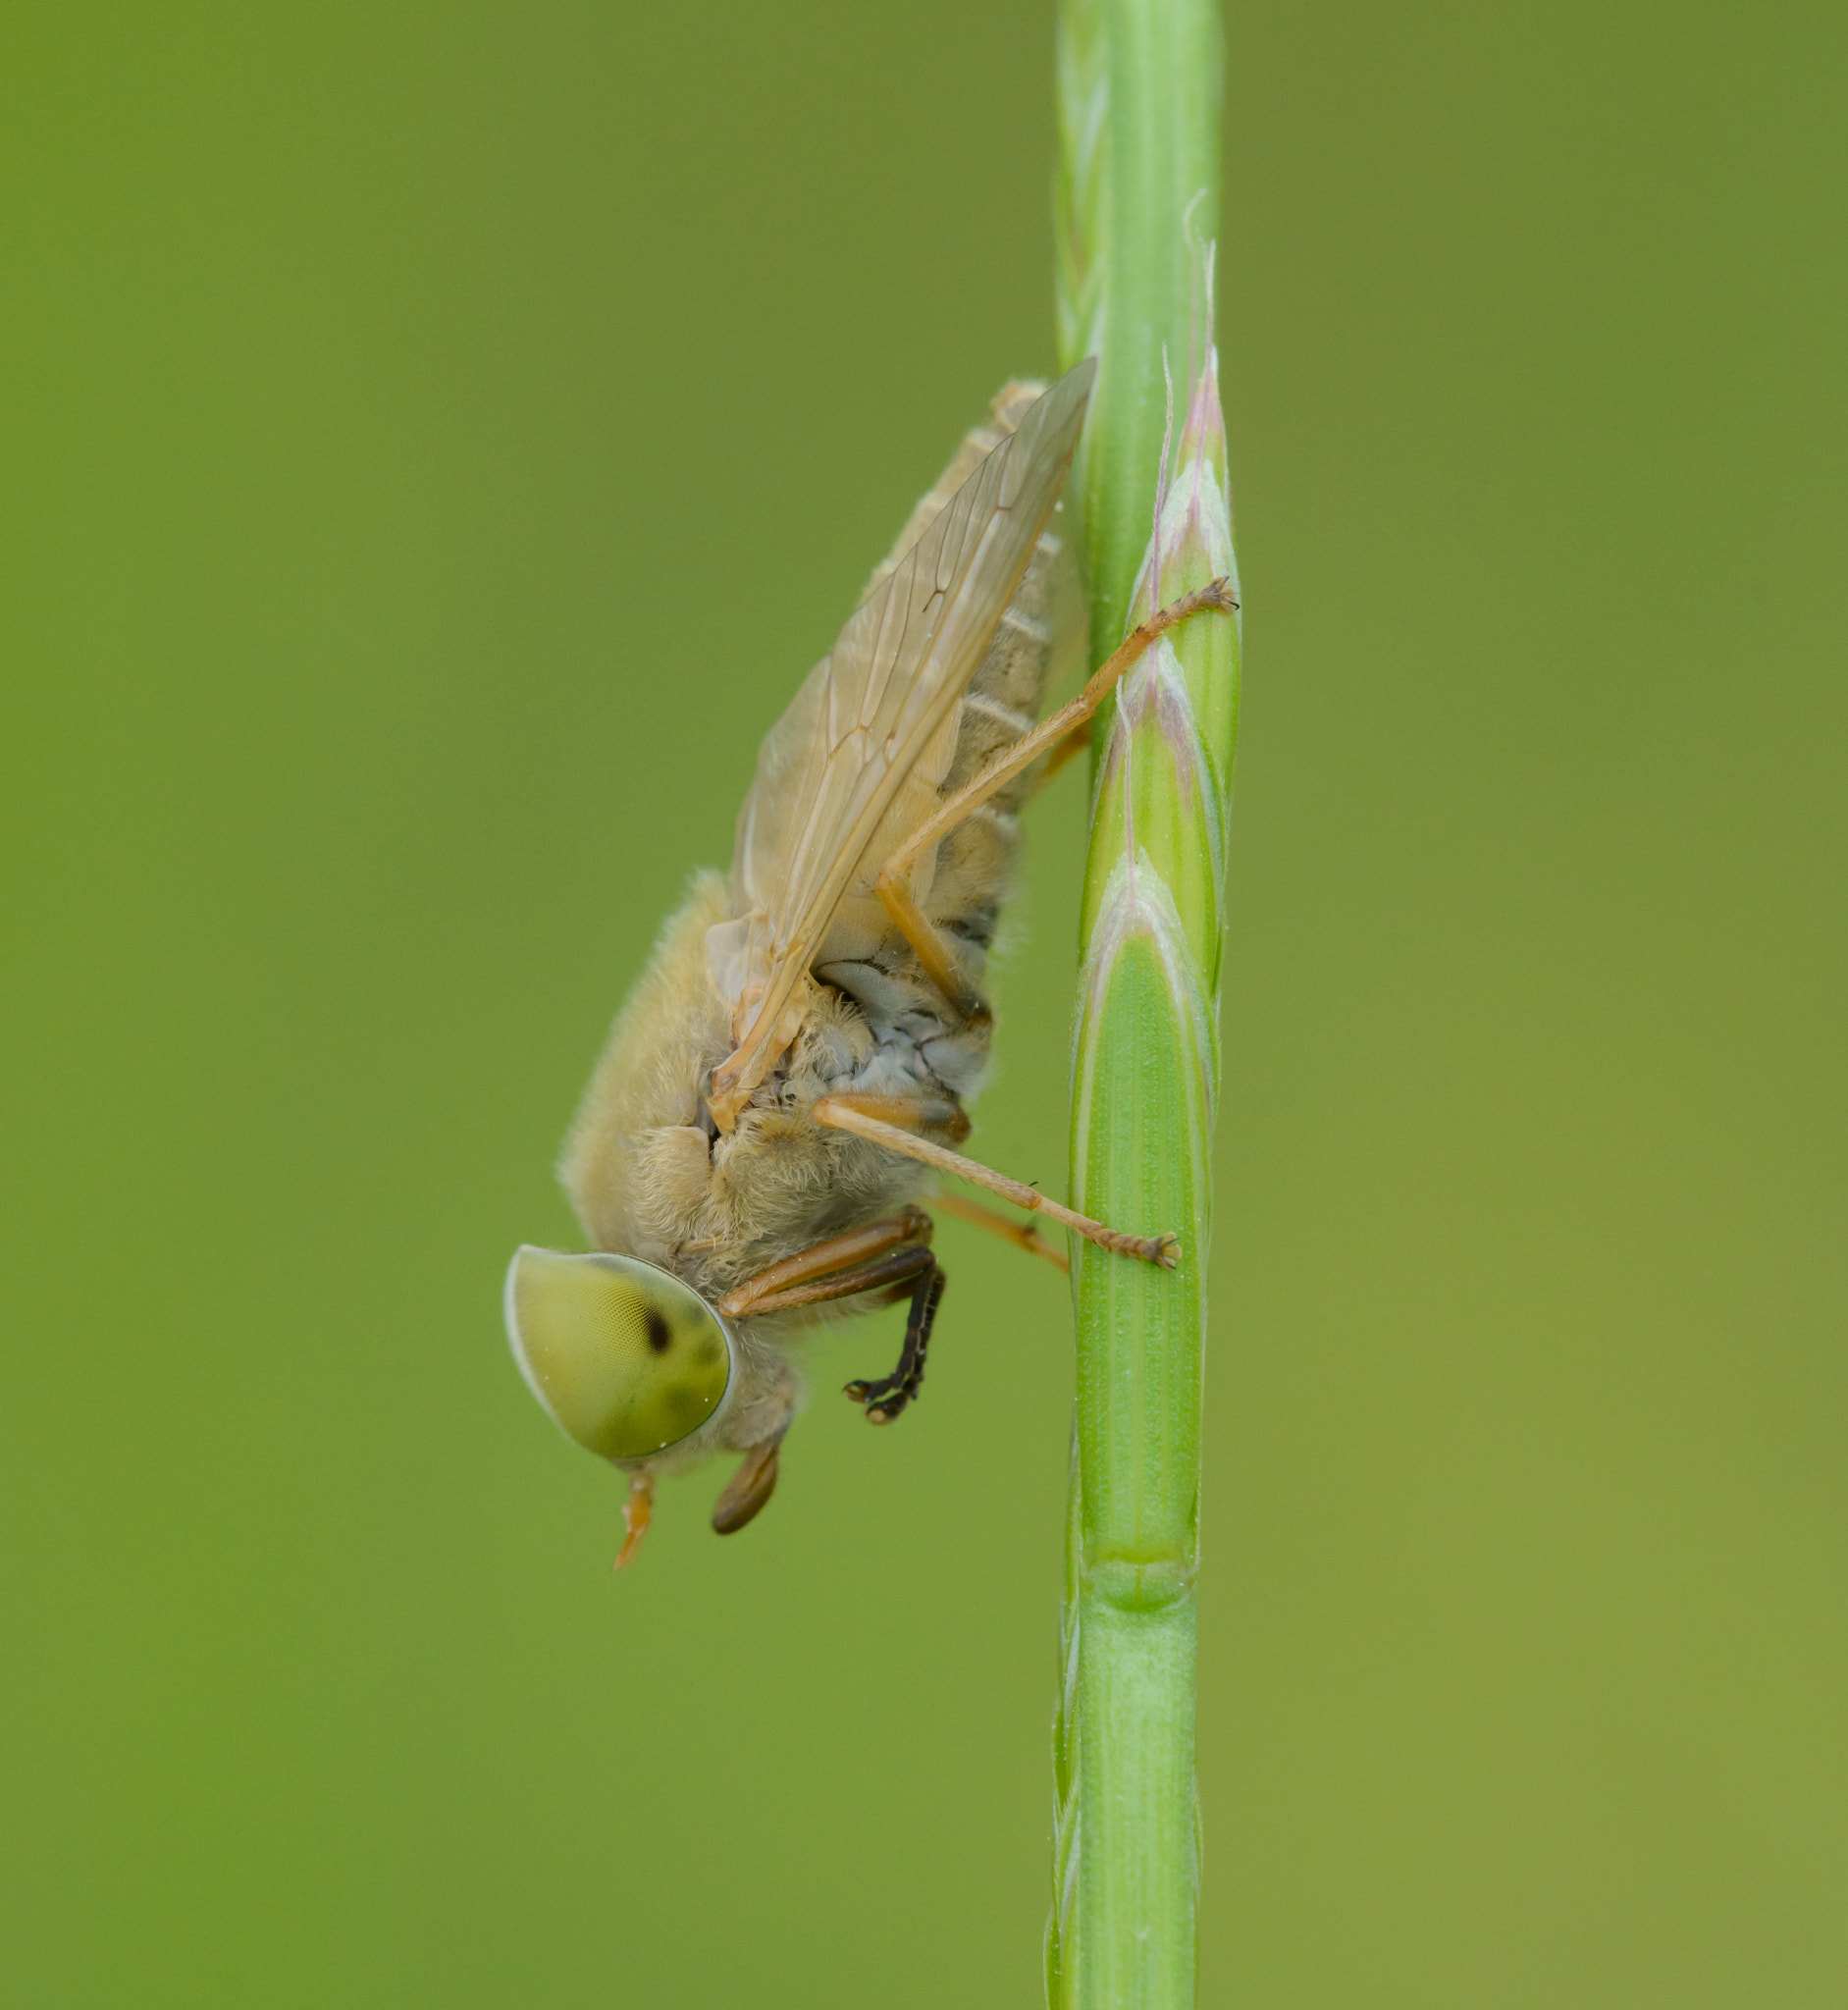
[1049,2,1239,2004]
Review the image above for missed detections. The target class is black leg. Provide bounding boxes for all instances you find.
[843,1259,946,1424]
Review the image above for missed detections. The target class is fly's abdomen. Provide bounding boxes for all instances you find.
[872,379,1079,961]
[924,522,1069,956]
[814,384,1081,1086]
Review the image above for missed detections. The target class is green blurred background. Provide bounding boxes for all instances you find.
[3,2,1842,2003]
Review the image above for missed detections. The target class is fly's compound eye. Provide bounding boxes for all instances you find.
[503,1246,732,1459]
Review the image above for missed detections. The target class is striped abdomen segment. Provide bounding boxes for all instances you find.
[871,381,1078,962]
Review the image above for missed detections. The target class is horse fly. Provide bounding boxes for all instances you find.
[503,357,1237,1566]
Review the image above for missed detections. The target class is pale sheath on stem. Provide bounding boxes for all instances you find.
[1049,0,1239,2003]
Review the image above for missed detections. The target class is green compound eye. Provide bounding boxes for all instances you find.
[504,1246,732,1460]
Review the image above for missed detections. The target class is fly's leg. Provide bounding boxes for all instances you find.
[934,1189,1070,1272]
[872,576,1239,1025]
[714,1207,933,1319]
[843,1260,945,1424]
[737,1243,941,1422]
[1031,718,1094,793]
[714,1214,948,1431]
[816,1088,971,1143]
[656,1227,931,1541]
[722,1241,937,1319]
[871,873,993,1029]
[814,1096,1179,1267]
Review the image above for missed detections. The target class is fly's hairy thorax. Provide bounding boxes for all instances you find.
[557,873,936,1311]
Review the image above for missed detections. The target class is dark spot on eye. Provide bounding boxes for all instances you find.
[645,1310,672,1353]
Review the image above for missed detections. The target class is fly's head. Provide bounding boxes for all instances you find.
[503,1245,735,1467]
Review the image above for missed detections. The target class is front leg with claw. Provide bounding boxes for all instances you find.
[843,1258,946,1425]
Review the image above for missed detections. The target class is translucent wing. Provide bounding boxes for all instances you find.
[706,358,1094,1128]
